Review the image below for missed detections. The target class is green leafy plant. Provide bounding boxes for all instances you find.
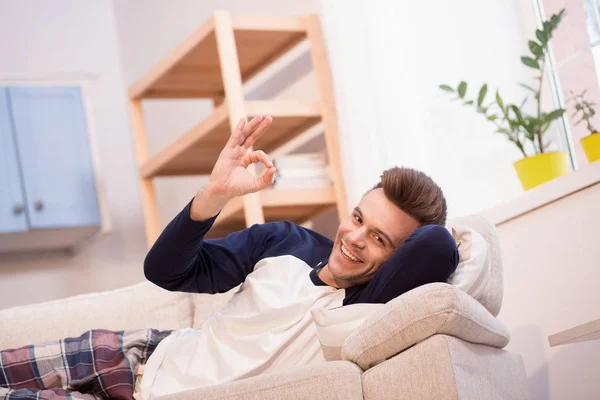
[567,90,598,135]
[439,9,566,158]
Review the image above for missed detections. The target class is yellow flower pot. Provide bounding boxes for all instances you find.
[513,152,570,191]
[581,133,600,163]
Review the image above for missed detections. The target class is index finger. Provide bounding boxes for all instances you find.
[226,116,264,148]
[242,116,273,149]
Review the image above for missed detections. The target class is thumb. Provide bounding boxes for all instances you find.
[252,167,276,192]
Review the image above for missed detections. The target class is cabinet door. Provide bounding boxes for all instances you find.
[0,88,29,233]
[8,86,101,228]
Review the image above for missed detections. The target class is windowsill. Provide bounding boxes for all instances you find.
[482,161,600,226]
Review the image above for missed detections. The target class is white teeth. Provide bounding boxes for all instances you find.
[341,245,359,262]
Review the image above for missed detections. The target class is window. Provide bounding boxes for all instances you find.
[534,0,600,168]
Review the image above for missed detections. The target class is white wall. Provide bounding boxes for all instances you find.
[0,0,147,308]
[489,180,600,399]
[319,0,561,218]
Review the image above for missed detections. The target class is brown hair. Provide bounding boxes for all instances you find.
[372,167,447,226]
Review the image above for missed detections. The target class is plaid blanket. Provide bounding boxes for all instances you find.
[0,328,172,400]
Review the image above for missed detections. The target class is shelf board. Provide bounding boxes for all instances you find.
[128,14,306,99]
[548,318,600,347]
[205,187,336,238]
[140,100,321,178]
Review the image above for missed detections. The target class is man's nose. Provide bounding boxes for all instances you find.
[346,227,366,249]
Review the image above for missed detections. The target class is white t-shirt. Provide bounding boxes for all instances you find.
[139,255,345,399]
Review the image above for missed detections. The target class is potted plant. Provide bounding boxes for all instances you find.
[440,9,569,190]
[568,90,600,163]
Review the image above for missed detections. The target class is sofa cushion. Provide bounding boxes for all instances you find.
[447,214,504,316]
[342,283,511,370]
[311,303,383,361]
[0,281,193,350]
[446,225,490,299]
[154,360,363,400]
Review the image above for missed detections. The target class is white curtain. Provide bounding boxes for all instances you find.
[319,0,537,217]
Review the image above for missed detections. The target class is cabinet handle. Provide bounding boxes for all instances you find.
[34,200,44,211]
[13,204,23,215]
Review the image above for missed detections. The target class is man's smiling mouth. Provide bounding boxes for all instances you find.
[341,243,362,263]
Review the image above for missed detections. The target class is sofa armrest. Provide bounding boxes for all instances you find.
[154,361,363,400]
[0,281,193,350]
[361,334,529,400]
[342,283,510,370]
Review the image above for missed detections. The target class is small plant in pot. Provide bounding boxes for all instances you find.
[440,9,570,190]
[568,89,600,163]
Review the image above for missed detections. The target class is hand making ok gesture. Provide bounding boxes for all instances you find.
[190,116,276,221]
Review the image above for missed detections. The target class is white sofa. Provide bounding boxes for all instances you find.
[0,215,530,399]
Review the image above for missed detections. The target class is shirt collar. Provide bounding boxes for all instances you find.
[309,260,329,286]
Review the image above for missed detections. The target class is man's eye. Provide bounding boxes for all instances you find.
[374,235,384,244]
[353,214,362,224]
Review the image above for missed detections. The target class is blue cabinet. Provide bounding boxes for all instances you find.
[0,86,102,250]
[0,89,28,233]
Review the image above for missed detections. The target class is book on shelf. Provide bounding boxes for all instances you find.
[276,166,331,180]
[254,152,332,190]
[272,177,332,190]
[273,152,326,169]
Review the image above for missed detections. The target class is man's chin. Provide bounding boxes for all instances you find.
[329,263,362,282]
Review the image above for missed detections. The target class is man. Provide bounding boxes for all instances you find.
[0,116,458,400]
[138,116,458,398]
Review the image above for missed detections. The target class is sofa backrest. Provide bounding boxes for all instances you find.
[0,281,194,350]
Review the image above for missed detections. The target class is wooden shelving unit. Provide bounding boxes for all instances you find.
[140,101,321,178]
[128,11,347,247]
[128,15,307,100]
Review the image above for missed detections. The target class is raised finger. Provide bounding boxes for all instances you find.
[242,116,273,149]
[226,118,247,148]
[243,115,263,136]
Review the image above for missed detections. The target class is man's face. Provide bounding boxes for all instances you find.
[325,188,420,288]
